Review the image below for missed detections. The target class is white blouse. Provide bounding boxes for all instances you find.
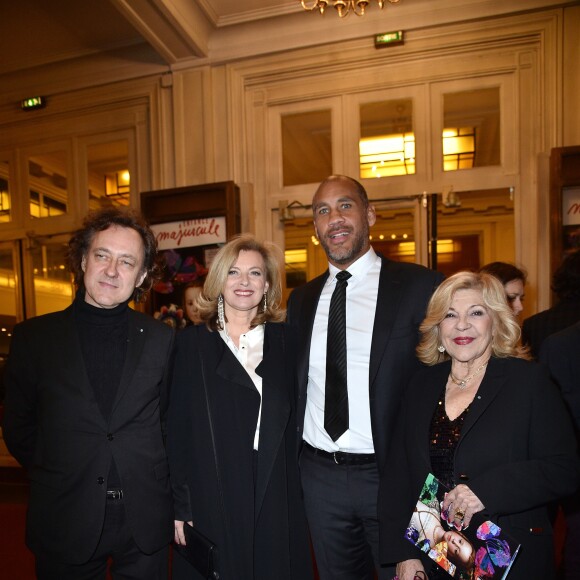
[219,324,265,450]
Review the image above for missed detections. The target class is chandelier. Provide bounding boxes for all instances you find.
[301,0,400,18]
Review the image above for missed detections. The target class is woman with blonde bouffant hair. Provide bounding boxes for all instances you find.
[416,271,527,366]
[380,271,579,580]
[167,234,313,580]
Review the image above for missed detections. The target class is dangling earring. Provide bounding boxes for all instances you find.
[217,294,225,329]
[263,292,267,312]
[437,345,445,353]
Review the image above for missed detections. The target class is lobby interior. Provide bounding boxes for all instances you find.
[0,5,579,574]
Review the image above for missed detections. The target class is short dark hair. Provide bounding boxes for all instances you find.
[479,262,527,286]
[68,207,161,303]
[314,175,370,210]
[552,249,580,300]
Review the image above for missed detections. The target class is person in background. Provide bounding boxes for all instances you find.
[2,208,174,579]
[541,320,580,580]
[183,278,205,325]
[167,234,313,580]
[287,175,443,580]
[380,271,579,580]
[154,304,187,330]
[479,261,526,317]
[522,249,580,359]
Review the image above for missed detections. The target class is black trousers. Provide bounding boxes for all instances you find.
[35,497,169,580]
[300,446,395,580]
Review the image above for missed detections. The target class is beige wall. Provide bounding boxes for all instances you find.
[563,5,580,147]
[0,3,579,321]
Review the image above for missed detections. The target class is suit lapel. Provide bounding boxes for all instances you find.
[62,305,107,428]
[254,325,291,520]
[369,258,403,388]
[198,325,291,520]
[111,310,147,414]
[214,334,259,393]
[457,357,506,448]
[296,273,327,394]
[61,307,94,397]
[415,368,447,472]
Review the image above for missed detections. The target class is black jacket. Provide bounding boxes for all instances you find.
[2,304,175,563]
[287,256,443,472]
[379,356,580,578]
[166,323,313,580]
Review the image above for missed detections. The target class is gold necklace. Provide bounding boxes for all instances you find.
[449,360,489,390]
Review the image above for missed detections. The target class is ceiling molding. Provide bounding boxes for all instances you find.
[111,0,213,62]
[0,0,573,85]
[212,2,300,28]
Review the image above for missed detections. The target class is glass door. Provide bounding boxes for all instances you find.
[26,234,74,316]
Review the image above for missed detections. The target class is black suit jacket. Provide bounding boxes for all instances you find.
[522,298,580,359]
[540,320,580,432]
[379,357,580,578]
[2,304,175,563]
[166,323,312,580]
[286,256,443,472]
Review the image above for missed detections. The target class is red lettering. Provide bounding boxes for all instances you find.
[155,218,223,247]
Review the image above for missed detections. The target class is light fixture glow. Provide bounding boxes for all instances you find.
[301,0,400,18]
[359,127,475,179]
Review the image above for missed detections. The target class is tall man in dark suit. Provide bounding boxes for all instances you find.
[522,249,580,359]
[541,320,580,579]
[287,175,443,579]
[2,208,174,580]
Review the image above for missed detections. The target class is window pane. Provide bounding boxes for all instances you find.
[0,244,17,410]
[369,204,416,261]
[285,248,308,289]
[31,241,74,315]
[0,245,17,322]
[87,140,130,209]
[436,188,514,277]
[282,110,332,186]
[359,98,414,179]
[28,150,69,218]
[0,158,11,223]
[443,88,500,172]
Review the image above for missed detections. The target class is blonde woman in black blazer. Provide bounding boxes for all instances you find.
[167,235,313,580]
[380,272,580,580]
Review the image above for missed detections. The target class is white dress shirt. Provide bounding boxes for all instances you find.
[303,247,381,453]
[219,324,265,450]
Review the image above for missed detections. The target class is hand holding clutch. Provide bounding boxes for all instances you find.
[174,521,220,580]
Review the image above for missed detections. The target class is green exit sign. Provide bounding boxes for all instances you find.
[375,30,404,48]
[21,96,46,111]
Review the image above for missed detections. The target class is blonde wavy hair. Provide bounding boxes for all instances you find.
[196,234,285,330]
[417,271,529,365]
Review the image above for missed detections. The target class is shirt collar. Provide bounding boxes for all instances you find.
[219,322,265,350]
[327,247,378,283]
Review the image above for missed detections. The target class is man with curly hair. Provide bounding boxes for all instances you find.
[2,207,174,579]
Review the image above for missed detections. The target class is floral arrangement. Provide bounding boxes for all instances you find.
[154,303,187,329]
[153,249,208,294]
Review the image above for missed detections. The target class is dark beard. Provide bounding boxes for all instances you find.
[320,227,368,265]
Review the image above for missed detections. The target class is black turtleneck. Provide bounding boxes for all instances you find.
[75,292,129,419]
[74,291,129,489]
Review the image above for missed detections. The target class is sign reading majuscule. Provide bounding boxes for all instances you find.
[151,217,227,250]
[563,186,580,226]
